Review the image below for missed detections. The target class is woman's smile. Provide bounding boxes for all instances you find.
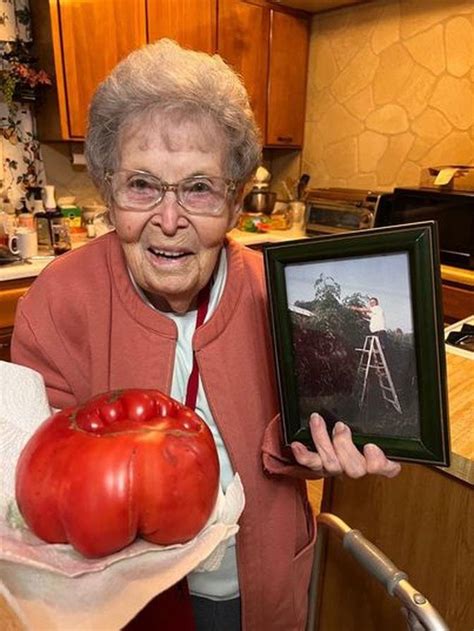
[146,246,193,266]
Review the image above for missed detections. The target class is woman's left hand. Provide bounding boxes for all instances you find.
[290,413,401,479]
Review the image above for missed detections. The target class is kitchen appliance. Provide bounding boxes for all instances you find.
[375,187,474,269]
[243,165,277,215]
[305,188,393,236]
[243,191,277,214]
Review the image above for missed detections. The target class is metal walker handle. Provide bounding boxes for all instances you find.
[316,513,449,631]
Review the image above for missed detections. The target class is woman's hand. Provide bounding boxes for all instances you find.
[290,413,401,479]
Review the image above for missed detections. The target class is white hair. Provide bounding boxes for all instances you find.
[84,39,262,202]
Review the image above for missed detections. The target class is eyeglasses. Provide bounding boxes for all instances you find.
[105,170,236,216]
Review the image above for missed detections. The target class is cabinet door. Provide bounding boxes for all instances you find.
[58,0,147,138]
[0,327,13,363]
[0,278,35,363]
[147,0,216,53]
[217,0,270,138]
[267,9,309,146]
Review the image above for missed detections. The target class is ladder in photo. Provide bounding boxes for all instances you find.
[356,335,402,413]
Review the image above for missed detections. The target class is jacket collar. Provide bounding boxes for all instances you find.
[107,232,246,344]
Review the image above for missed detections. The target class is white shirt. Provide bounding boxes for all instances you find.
[130,251,239,600]
[369,304,386,333]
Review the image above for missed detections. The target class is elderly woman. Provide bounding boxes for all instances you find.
[12,40,400,631]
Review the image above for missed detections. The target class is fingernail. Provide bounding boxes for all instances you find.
[310,413,321,428]
[333,421,347,435]
[365,443,379,454]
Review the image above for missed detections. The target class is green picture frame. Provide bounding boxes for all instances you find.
[264,221,450,466]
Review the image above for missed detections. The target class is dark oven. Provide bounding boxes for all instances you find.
[375,187,474,269]
[305,188,393,235]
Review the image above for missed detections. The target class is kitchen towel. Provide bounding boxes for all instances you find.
[0,361,245,630]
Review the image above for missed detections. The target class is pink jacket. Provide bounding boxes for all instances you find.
[12,232,316,630]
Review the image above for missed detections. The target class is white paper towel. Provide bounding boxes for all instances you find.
[0,361,53,516]
[0,361,245,630]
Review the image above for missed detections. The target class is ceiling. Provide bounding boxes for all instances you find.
[270,0,373,14]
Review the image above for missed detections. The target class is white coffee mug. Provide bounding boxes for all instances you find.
[9,228,38,259]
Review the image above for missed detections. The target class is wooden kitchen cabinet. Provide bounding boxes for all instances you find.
[0,327,13,362]
[31,0,216,140]
[32,0,310,147]
[32,0,147,140]
[217,0,270,136]
[268,0,373,12]
[218,0,310,147]
[0,278,35,362]
[440,265,474,323]
[59,0,147,139]
[266,9,309,146]
[147,0,216,53]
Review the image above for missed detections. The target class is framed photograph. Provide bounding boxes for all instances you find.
[264,221,450,466]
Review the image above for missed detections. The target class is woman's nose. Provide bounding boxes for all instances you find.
[151,191,188,234]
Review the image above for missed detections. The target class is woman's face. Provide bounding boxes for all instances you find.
[109,113,241,313]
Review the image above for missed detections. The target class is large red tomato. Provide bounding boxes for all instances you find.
[15,389,220,558]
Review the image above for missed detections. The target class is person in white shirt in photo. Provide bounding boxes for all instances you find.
[352,297,388,351]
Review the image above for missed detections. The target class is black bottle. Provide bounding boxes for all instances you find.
[35,185,62,250]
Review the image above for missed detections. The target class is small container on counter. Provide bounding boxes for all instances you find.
[1,197,18,244]
[269,201,291,230]
[35,185,65,252]
[35,207,63,250]
[0,211,8,247]
[58,196,83,233]
[237,212,272,233]
[17,198,35,231]
[51,221,72,255]
[8,227,38,259]
[82,203,109,239]
[287,200,307,236]
[85,218,96,238]
[35,210,52,249]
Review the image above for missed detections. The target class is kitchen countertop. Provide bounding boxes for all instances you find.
[441,264,474,286]
[1,229,472,286]
[227,227,308,245]
[443,341,474,485]
[441,312,474,484]
[0,237,90,282]
[0,256,55,281]
[0,230,302,282]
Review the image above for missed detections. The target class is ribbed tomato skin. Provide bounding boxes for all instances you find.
[15,389,220,558]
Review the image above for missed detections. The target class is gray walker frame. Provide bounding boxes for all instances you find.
[306,513,449,631]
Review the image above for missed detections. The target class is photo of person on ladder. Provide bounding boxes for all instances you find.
[351,297,387,350]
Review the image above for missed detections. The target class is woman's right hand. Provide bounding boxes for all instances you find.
[290,413,401,479]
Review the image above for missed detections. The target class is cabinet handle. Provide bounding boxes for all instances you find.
[0,341,11,349]
[277,135,293,143]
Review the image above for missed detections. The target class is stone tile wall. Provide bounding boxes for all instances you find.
[302,0,474,190]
